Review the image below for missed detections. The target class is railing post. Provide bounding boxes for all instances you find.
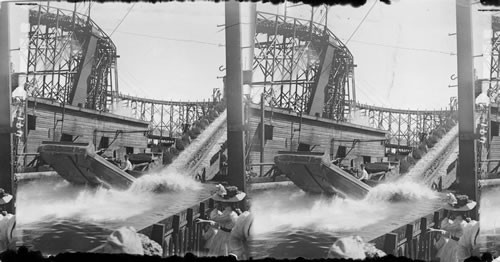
[187,208,194,253]
[173,215,180,256]
[405,224,414,259]
[383,233,398,256]
[151,223,165,251]
[419,217,428,261]
[197,202,206,256]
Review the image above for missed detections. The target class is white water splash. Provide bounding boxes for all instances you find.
[252,181,437,235]
[365,180,438,202]
[129,169,202,193]
[18,111,228,225]
[479,186,500,233]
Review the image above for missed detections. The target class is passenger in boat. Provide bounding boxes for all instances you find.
[359,163,370,181]
[122,155,133,173]
[196,184,245,257]
[0,189,15,253]
[430,193,477,262]
[229,199,253,260]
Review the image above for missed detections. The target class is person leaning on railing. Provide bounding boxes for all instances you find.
[429,193,478,262]
[195,185,245,257]
[229,199,253,260]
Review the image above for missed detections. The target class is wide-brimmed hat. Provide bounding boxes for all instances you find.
[212,184,246,202]
[443,193,477,211]
[89,226,144,255]
[327,236,367,260]
[0,189,13,205]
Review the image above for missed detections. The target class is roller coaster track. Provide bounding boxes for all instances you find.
[22,5,459,152]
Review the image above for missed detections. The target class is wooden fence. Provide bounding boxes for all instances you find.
[370,208,446,260]
[138,197,215,257]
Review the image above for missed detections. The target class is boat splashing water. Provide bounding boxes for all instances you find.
[16,111,228,254]
[251,125,456,259]
[250,181,444,259]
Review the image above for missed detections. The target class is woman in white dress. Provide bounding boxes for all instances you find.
[196,184,246,257]
[431,193,477,262]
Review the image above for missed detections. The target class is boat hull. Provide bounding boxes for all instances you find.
[38,142,136,190]
[274,153,372,199]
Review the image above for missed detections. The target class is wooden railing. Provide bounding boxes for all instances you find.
[370,208,446,260]
[138,197,215,257]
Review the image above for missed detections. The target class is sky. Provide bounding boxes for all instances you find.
[5,0,494,110]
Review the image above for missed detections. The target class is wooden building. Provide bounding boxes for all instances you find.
[247,104,388,175]
[23,97,150,166]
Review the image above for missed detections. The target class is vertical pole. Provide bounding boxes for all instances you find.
[456,0,478,218]
[260,94,265,177]
[225,0,246,192]
[0,2,15,214]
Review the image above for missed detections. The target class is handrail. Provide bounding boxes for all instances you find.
[370,208,446,260]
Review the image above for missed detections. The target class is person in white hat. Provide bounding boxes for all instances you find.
[201,205,222,255]
[229,199,253,260]
[196,184,246,257]
[429,193,477,262]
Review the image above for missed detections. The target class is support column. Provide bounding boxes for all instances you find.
[0,2,15,214]
[456,0,478,214]
[225,0,246,192]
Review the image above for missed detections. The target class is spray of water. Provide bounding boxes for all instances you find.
[18,112,228,225]
[252,181,438,236]
[480,186,500,233]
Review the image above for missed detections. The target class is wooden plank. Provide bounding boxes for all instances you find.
[151,224,165,248]
[172,215,180,256]
[383,233,398,255]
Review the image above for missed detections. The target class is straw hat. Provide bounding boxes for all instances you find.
[212,184,246,202]
[327,236,367,260]
[90,226,144,255]
[0,189,13,205]
[443,193,477,211]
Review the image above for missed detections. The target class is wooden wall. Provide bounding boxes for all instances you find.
[247,104,387,174]
[25,98,149,163]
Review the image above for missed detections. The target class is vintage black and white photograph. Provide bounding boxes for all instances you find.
[0,0,498,261]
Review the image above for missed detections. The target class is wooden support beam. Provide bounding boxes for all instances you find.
[151,224,165,248]
[225,0,247,192]
[0,2,15,214]
[383,233,398,256]
[456,0,478,218]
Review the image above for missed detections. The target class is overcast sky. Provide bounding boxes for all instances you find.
[7,0,493,110]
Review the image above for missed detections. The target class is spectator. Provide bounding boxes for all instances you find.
[0,189,15,253]
[229,199,253,260]
[430,193,477,262]
[196,185,245,256]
